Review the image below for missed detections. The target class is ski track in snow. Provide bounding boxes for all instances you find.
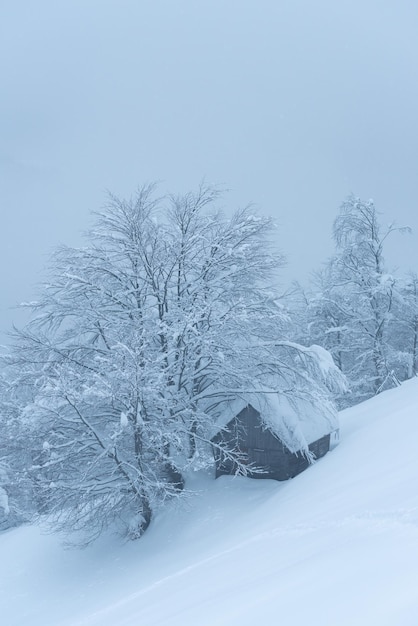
[73,507,418,626]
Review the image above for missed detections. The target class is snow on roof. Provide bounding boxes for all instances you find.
[211,391,338,454]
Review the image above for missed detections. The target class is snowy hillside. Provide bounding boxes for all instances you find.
[2,380,418,626]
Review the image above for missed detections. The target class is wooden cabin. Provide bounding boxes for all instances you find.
[211,397,339,481]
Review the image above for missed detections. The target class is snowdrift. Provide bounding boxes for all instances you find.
[2,379,418,626]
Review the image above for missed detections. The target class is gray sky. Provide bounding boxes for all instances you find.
[2,0,418,340]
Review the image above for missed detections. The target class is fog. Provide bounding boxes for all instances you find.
[2,0,418,339]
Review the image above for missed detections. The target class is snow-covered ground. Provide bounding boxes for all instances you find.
[2,379,418,626]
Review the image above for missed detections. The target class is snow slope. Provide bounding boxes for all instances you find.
[2,379,418,626]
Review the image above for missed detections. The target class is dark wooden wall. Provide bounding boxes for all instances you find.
[212,405,331,481]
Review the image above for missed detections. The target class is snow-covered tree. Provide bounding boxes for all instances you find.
[0,372,34,529]
[387,273,418,381]
[298,195,410,406]
[8,184,345,542]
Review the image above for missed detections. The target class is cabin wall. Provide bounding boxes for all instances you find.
[212,405,332,481]
[248,433,331,481]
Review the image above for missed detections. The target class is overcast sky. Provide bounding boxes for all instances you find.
[2,0,418,340]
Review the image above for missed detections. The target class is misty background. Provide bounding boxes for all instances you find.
[2,0,418,340]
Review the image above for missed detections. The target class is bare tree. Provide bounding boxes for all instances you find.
[295,195,410,406]
[388,273,418,380]
[7,184,345,543]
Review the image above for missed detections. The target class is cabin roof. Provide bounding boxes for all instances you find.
[210,391,338,454]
